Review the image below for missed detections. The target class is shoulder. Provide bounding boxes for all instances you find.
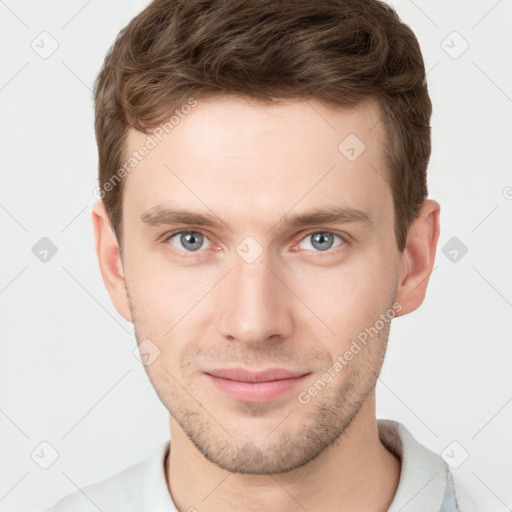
[40,441,172,512]
[40,458,148,512]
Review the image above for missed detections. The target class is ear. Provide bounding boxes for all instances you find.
[394,199,440,316]
[91,200,132,323]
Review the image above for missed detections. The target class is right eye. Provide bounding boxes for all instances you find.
[166,230,213,253]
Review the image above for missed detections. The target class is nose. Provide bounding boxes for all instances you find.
[216,250,294,347]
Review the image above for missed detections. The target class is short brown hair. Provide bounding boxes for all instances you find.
[94,0,431,252]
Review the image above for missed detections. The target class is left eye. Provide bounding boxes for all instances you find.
[167,231,212,252]
[298,232,344,252]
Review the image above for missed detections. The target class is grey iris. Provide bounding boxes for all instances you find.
[310,232,334,251]
[181,232,203,251]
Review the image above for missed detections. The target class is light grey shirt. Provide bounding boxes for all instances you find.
[41,419,477,512]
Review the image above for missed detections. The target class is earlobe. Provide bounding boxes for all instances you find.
[394,199,440,317]
[91,200,133,323]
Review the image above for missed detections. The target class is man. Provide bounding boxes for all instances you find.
[43,0,477,510]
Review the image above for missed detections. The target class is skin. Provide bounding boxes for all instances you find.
[92,96,440,512]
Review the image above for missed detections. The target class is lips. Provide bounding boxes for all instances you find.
[204,367,311,402]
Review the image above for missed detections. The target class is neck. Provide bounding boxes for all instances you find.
[166,394,400,512]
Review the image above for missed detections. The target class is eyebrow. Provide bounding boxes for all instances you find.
[140,204,373,232]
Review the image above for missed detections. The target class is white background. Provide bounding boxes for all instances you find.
[0,1,511,511]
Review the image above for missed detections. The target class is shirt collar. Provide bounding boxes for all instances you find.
[378,419,451,511]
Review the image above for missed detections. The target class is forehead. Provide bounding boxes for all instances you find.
[121,96,392,232]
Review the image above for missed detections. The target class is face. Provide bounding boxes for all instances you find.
[114,97,406,474]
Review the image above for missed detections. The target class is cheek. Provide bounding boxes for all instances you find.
[288,254,398,341]
[125,257,219,353]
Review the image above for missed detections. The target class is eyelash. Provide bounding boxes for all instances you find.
[162,229,348,259]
